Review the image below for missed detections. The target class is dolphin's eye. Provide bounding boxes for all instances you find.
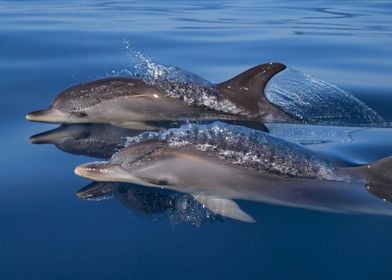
[156,179,169,186]
[73,112,88,118]
[144,178,169,186]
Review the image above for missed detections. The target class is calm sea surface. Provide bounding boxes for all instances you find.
[1,1,392,279]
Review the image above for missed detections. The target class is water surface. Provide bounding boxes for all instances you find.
[1,1,392,279]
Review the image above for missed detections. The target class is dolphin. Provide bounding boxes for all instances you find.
[26,62,386,129]
[25,63,291,130]
[74,122,392,222]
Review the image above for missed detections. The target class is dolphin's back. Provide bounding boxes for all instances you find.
[52,78,155,112]
[126,122,340,180]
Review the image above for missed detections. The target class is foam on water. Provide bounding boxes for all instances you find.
[125,122,345,181]
[118,49,245,115]
[265,68,386,125]
[169,194,220,227]
[118,50,387,125]
[264,123,364,146]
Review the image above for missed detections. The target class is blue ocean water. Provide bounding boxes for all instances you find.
[1,1,392,279]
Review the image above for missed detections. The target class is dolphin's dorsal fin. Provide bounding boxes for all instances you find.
[193,194,256,223]
[218,63,286,115]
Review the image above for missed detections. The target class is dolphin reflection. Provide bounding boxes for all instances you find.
[29,122,392,164]
[77,181,221,225]
[29,124,148,159]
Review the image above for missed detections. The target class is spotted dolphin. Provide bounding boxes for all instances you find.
[26,63,385,129]
[74,122,392,222]
[25,63,288,129]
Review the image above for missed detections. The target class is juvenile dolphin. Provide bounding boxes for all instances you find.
[26,62,386,128]
[74,122,392,222]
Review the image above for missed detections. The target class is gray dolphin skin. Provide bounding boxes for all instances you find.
[25,62,387,129]
[74,122,392,222]
[25,63,293,129]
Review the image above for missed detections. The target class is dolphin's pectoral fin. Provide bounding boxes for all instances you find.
[217,63,287,116]
[111,121,159,130]
[193,195,256,223]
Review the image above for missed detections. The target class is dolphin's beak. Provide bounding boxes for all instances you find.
[75,162,133,183]
[29,127,69,144]
[26,108,67,123]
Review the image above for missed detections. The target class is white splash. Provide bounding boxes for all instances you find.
[265,68,386,125]
[125,122,345,181]
[117,48,245,115]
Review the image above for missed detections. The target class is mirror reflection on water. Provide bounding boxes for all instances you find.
[2,0,392,279]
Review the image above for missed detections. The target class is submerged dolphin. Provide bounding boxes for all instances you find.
[26,63,385,129]
[74,122,392,222]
